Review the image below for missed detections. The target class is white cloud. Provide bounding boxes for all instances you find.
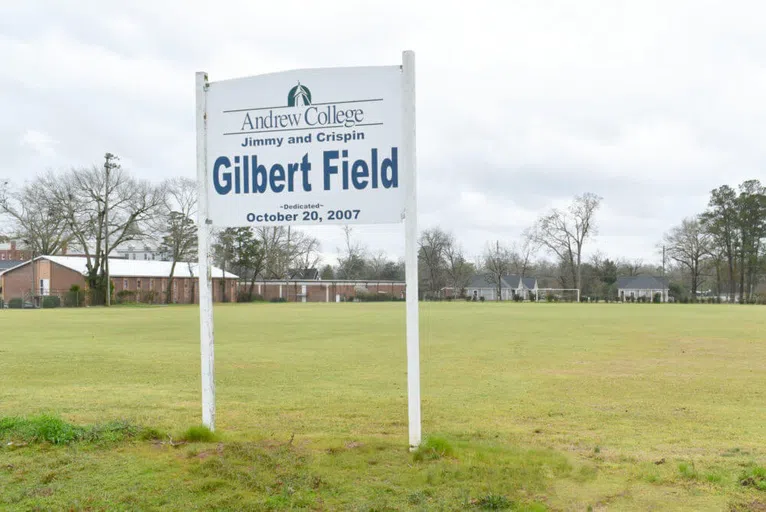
[1,0,765,266]
[20,129,58,158]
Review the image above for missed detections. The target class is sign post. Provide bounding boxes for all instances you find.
[401,51,421,448]
[195,51,420,447]
[196,71,216,430]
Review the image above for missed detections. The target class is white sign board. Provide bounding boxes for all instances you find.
[196,51,420,449]
[205,66,404,227]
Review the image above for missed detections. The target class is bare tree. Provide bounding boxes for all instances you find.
[418,227,451,298]
[290,229,321,274]
[532,193,602,291]
[44,159,164,302]
[443,239,474,298]
[509,228,539,277]
[256,226,321,279]
[663,217,712,297]
[0,177,71,256]
[156,177,197,304]
[481,241,512,301]
[367,250,390,279]
[336,225,367,279]
[617,258,645,277]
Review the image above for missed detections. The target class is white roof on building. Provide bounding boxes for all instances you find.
[1,255,238,279]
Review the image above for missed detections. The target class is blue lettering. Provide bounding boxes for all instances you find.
[351,160,369,189]
[300,154,312,192]
[252,156,267,193]
[270,164,285,193]
[323,150,339,190]
[381,148,398,188]
[234,156,241,194]
[213,156,232,195]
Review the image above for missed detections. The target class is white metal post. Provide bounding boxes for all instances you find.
[196,71,215,430]
[402,50,421,449]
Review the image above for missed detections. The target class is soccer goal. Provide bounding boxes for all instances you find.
[535,288,581,303]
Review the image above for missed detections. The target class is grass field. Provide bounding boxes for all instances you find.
[1,303,766,511]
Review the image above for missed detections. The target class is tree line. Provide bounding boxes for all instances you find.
[662,180,766,302]
[419,182,766,303]
[2,155,764,304]
[417,192,604,299]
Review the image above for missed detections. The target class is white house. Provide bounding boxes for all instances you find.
[465,274,539,301]
[617,275,669,302]
[114,243,162,261]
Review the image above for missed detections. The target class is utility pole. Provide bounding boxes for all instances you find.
[104,153,119,306]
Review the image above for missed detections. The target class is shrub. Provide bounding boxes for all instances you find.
[479,296,485,302]
[42,296,60,308]
[140,290,157,304]
[269,297,287,303]
[8,298,23,309]
[65,285,85,307]
[356,291,397,302]
[116,290,137,304]
[653,292,662,304]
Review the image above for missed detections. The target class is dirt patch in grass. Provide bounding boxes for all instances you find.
[731,500,766,512]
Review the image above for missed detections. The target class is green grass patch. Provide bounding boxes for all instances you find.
[179,425,218,443]
[472,492,514,509]
[740,465,766,491]
[1,303,765,510]
[678,461,699,480]
[705,470,726,484]
[412,435,455,461]
[0,414,161,446]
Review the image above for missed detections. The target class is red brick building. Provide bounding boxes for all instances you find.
[0,255,238,306]
[0,241,32,262]
[244,279,406,302]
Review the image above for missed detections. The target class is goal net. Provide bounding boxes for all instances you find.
[535,288,581,303]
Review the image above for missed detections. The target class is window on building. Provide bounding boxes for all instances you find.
[123,279,128,289]
[149,279,154,290]
[137,279,142,290]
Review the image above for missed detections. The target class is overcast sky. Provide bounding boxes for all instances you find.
[2,1,764,266]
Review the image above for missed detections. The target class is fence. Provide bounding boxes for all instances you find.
[240,280,407,303]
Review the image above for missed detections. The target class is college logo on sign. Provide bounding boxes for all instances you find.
[287,82,312,107]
